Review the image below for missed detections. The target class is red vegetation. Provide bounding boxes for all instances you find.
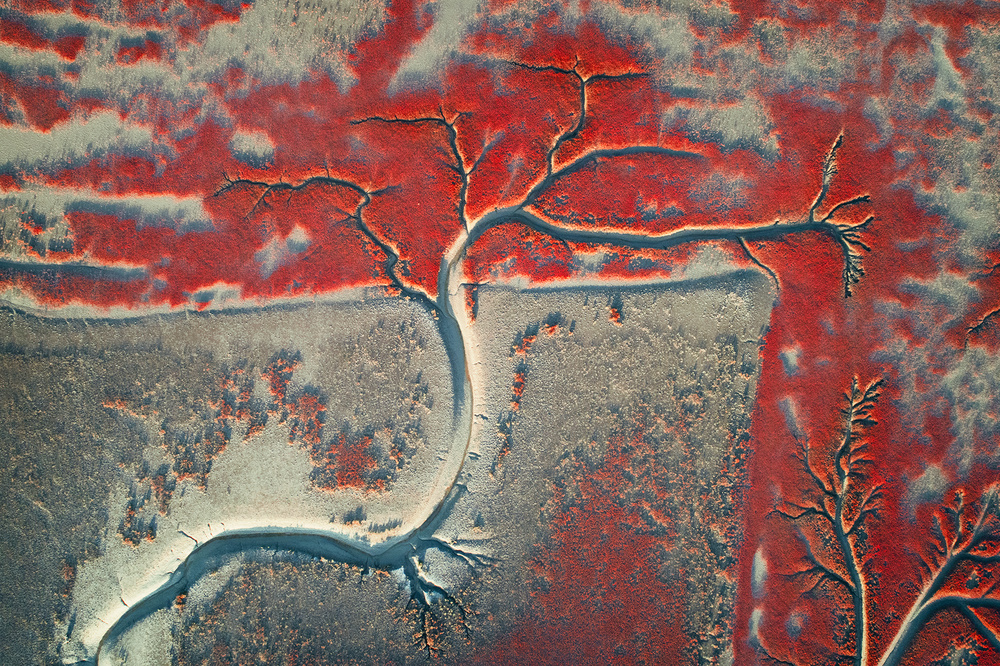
[116,39,162,65]
[0,19,86,61]
[4,0,1000,662]
[0,20,48,51]
[289,393,325,448]
[309,430,378,491]
[214,366,265,441]
[0,72,69,130]
[482,419,694,664]
[261,354,300,419]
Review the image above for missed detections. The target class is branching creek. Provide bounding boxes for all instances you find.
[43,76,871,663]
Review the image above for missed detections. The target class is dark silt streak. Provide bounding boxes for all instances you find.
[0,258,148,282]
